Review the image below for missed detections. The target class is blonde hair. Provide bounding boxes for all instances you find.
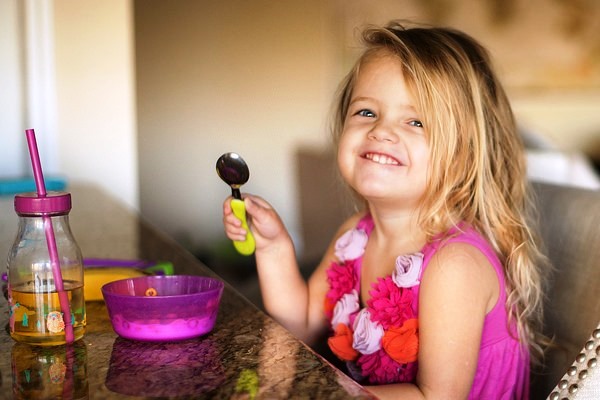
[332,21,548,361]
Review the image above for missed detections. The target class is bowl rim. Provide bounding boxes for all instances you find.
[100,274,224,299]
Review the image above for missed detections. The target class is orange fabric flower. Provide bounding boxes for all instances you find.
[328,323,358,361]
[382,318,419,363]
[324,296,336,317]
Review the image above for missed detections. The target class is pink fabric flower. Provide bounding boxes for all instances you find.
[367,277,415,329]
[399,361,419,383]
[392,252,424,288]
[357,349,400,384]
[352,309,383,355]
[325,260,357,316]
[334,229,368,262]
[331,290,359,329]
[357,349,418,384]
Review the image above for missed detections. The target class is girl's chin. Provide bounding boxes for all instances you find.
[352,183,395,199]
[352,181,424,203]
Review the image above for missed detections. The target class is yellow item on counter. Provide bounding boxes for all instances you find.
[84,267,148,301]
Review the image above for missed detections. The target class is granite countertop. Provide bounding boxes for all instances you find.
[0,184,374,399]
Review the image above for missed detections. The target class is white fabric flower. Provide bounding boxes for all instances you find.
[331,290,359,329]
[334,229,368,262]
[352,308,383,355]
[392,252,424,288]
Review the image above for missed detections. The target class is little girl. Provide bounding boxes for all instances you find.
[222,21,547,399]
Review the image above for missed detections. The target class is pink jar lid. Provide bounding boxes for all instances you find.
[14,192,72,215]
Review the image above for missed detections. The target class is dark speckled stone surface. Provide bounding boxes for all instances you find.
[0,184,374,399]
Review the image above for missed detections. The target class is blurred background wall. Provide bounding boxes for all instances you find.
[1,0,599,261]
[0,0,138,210]
[134,0,342,253]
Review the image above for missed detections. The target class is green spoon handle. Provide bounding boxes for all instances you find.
[230,198,255,256]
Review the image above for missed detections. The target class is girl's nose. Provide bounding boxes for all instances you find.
[367,123,398,143]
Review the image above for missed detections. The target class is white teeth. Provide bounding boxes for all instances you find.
[365,153,399,165]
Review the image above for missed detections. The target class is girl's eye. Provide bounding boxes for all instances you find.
[409,120,423,128]
[356,109,375,118]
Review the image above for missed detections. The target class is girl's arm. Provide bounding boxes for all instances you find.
[223,194,363,343]
[367,242,498,400]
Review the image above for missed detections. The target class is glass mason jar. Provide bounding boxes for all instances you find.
[6,192,86,345]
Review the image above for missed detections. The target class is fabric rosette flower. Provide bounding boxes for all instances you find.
[325,260,358,318]
[334,228,368,262]
[331,290,359,329]
[382,318,419,363]
[392,252,424,288]
[328,323,358,361]
[367,277,415,329]
[352,308,384,355]
[324,296,336,317]
[356,349,400,384]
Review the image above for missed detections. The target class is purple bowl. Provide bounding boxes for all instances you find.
[101,275,224,342]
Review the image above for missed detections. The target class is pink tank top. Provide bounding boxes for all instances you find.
[324,215,530,399]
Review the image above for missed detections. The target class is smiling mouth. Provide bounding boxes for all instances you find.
[363,152,402,166]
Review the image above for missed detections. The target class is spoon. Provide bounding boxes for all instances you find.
[216,152,255,255]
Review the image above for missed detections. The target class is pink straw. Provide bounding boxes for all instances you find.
[25,129,74,344]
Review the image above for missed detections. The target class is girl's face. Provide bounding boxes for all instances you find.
[337,54,430,210]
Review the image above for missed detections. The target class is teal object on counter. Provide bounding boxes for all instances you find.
[0,176,67,196]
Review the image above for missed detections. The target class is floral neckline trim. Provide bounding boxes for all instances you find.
[324,224,424,384]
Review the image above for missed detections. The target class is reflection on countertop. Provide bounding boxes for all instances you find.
[106,336,225,397]
[11,340,88,399]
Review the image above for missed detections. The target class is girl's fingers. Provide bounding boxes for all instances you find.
[243,195,273,225]
[223,217,247,241]
[222,197,247,241]
[244,194,271,209]
[222,197,232,214]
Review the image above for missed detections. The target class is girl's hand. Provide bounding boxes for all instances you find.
[222,194,290,252]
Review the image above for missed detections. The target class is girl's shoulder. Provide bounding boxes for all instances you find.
[422,228,501,314]
[425,226,502,274]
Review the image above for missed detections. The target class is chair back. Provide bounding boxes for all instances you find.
[530,182,600,398]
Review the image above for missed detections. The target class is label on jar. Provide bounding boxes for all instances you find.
[46,311,65,333]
